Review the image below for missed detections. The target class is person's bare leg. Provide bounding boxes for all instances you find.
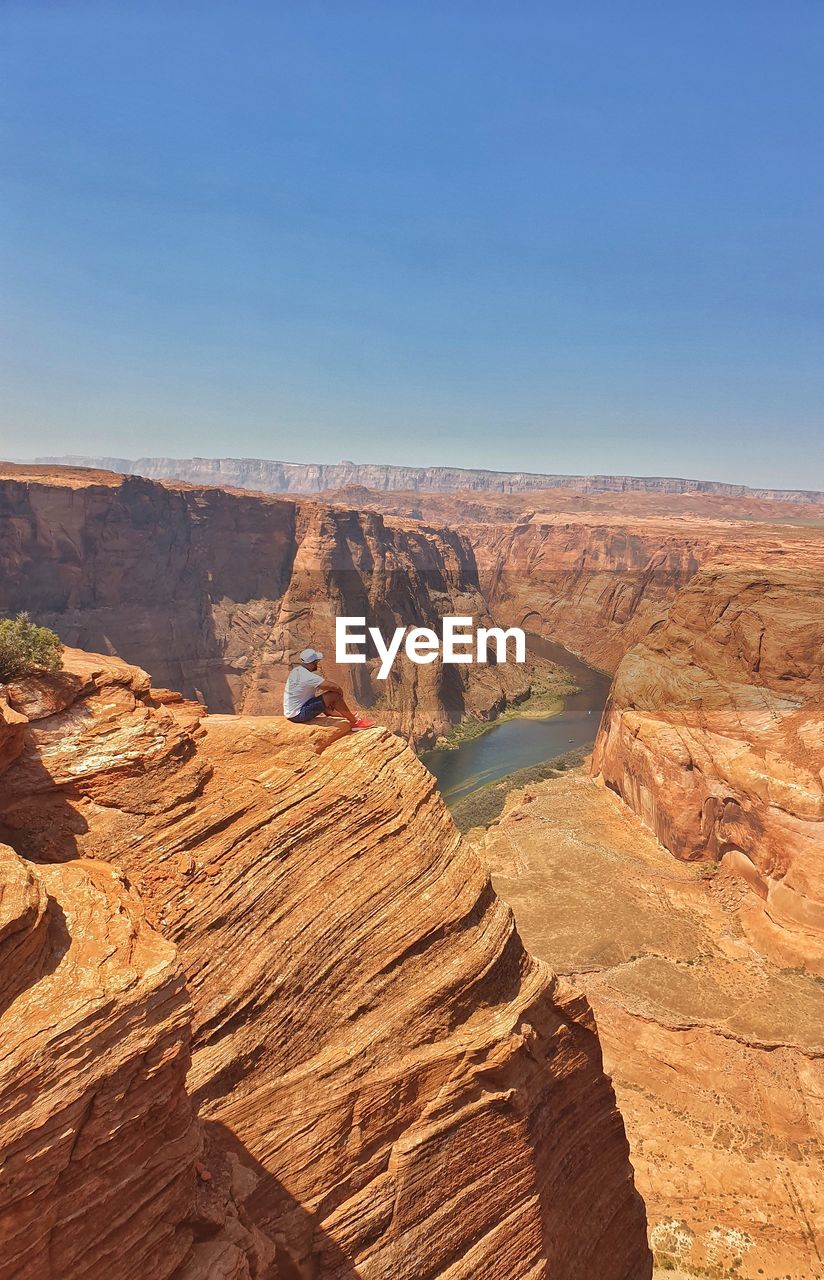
[321,690,358,726]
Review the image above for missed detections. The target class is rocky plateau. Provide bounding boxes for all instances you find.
[35,455,824,504]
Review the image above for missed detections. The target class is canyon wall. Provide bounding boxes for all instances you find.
[471,514,823,677]
[6,464,818,749]
[0,845,203,1280]
[0,648,652,1278]
[470,515,710,671]
[322,483,824,524]
[0,464,539,745]
[474,769,824,1278]
[34,455,824,503]
[592,554,824,974]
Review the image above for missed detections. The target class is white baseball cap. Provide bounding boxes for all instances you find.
[299,647,323,663]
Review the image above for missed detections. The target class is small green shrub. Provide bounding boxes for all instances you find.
[0,613,63,683]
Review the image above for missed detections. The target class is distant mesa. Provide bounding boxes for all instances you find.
[33,453,824,504]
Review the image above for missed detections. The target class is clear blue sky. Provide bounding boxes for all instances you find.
[1,1,822,487]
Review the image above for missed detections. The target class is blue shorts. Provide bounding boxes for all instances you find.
[289,692,327,724]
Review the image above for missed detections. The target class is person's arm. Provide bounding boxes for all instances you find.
[317,677,342,694]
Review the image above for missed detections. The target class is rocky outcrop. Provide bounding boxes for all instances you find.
[0,648,652,1279]
[0,676,266,1280]
[0,843,202,1280]
[592,555,824,973]
[473,768,824,1278]
[35,455,824,503]
[0,464,542,745]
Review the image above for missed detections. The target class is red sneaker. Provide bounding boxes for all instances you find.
[352,717,377,730]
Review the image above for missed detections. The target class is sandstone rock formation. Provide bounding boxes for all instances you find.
[0,660,267,1280]
[469,512,824,675]
[473,769,824,1279]
[9,464,821,752]
[0,464,545,746]
[0,846,272,1280]
[0,843,202,1280]
[35,454,824,503]
[324,483,824,525]
[471,513,707,671]
[593,554,824,973]
[462,531,824,1273]
[7,457,823,1275]
[316,487,824,678]
[0,647,652,1279]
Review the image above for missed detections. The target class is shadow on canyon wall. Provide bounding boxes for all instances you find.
[203,1121,367,1280]
[0,894,71,1017]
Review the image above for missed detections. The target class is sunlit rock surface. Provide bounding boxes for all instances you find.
[0,843,201,1280]
[0,648,651,1279]
[593,556,824,973]
[473,769,824,1278]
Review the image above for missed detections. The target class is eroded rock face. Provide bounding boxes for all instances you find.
[0,694,26,774]
[471,515,709,671]
[473,769,824,1278]
[468,513,824,675]
[592,558,824,972]
[0,843,200,1280]
[0,648,652,1279]
[0,465,540,745]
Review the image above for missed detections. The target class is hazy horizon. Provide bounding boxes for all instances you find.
[13,448,824,495]
[2,2,823,489]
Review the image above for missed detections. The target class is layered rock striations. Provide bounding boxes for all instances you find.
[472,513,823,674]
[471,514,710,672]
[457,515,824,1273]
[317,489,824,677]
[0,662,267,1280]
[0,844,202,1280]
[35,454,824,504]
[0,464,540,746]
[0,648,652,1279]
[323,483,824,525]
[473,769,824,1278]
[592,553,824,972]
[5,464,821,740]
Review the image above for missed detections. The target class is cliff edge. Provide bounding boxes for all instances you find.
[0,648,651,1278]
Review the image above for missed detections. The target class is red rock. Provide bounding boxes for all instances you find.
[0,694,27,775]
[1,648,652,1279]
[474,768,824,1278]
[0,844,200,1280]
[593,557,824,973]
[0,467,543,746]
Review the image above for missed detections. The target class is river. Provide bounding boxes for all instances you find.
[421,636,611,807]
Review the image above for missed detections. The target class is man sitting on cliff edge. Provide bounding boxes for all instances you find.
[283,648,376,731]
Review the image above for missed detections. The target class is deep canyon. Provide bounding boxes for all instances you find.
[2,458,823,1277]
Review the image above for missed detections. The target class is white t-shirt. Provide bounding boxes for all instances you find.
[283,666,324,718]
